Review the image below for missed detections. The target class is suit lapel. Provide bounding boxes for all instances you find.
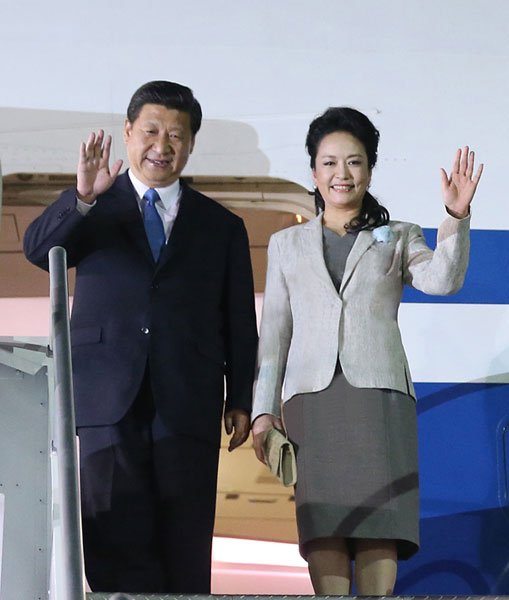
[155,182,198,273]
[102,172,155,265]
[105,174,199,271]
[339,229,375,293]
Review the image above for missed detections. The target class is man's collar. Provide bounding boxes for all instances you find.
[127,169,181,211]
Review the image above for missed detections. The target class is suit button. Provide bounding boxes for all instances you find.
[141,327,150,335]
[150,284,159,290]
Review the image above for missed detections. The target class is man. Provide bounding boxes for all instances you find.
[24,81,258,594]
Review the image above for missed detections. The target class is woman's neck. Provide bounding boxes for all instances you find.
[322,206,360,237]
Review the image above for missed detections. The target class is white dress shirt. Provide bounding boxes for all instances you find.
[76,170,182,241]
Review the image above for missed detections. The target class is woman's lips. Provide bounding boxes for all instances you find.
[331,184,353,191]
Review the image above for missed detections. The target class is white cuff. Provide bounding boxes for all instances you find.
[76,196,96,216]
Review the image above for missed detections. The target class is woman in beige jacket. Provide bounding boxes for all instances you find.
[251,107,483,596]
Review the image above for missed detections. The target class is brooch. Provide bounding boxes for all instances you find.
[372,225,395,243]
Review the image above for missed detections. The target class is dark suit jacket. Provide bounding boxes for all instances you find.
[24,172,258,445]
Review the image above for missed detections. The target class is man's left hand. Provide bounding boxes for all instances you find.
[224,409,250,452]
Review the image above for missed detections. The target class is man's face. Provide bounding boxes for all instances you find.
[123,103,195,188]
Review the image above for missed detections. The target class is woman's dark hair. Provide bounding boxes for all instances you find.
[306,106,389,231]
[127,80,202,136]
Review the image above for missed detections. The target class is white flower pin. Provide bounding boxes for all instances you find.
[372,225,394,243]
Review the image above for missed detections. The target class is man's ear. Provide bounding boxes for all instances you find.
[123,119,132,143]
[189,136,196,154]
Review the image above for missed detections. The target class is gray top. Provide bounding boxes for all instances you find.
[322,226,359,291]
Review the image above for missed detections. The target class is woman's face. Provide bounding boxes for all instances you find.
[312,131,371,213]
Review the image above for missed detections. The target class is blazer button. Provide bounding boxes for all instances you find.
[141,327,150,335]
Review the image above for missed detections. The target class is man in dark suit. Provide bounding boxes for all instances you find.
[24,81,258,594]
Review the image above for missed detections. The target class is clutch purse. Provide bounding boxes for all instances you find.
[263,428,297,487]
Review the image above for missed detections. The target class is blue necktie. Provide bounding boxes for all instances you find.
[143,188,165,262]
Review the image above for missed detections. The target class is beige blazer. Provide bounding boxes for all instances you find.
[251,211,471,421]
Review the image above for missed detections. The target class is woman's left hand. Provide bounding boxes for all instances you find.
[252,414,284,464]
[441,146,483,219]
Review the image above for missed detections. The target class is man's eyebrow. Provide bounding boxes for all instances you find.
[143,120,184,131]
[319,153,364,159]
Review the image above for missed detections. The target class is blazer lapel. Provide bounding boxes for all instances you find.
[339,230,375,294]
[303,214,339,297]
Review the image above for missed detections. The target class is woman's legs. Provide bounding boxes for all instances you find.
[354,538,397,595]
[306,537,352,594]
[306,537,397,595]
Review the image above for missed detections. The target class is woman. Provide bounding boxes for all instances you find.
[251,107,483,596]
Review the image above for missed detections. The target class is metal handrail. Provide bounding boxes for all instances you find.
[49,246,86,600]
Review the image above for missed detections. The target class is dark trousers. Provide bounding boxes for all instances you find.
[77,369,220,594]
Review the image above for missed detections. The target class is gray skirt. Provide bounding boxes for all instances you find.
[283,364,419,561]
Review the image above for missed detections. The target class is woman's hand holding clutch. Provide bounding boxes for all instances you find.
[252,414,284,463]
